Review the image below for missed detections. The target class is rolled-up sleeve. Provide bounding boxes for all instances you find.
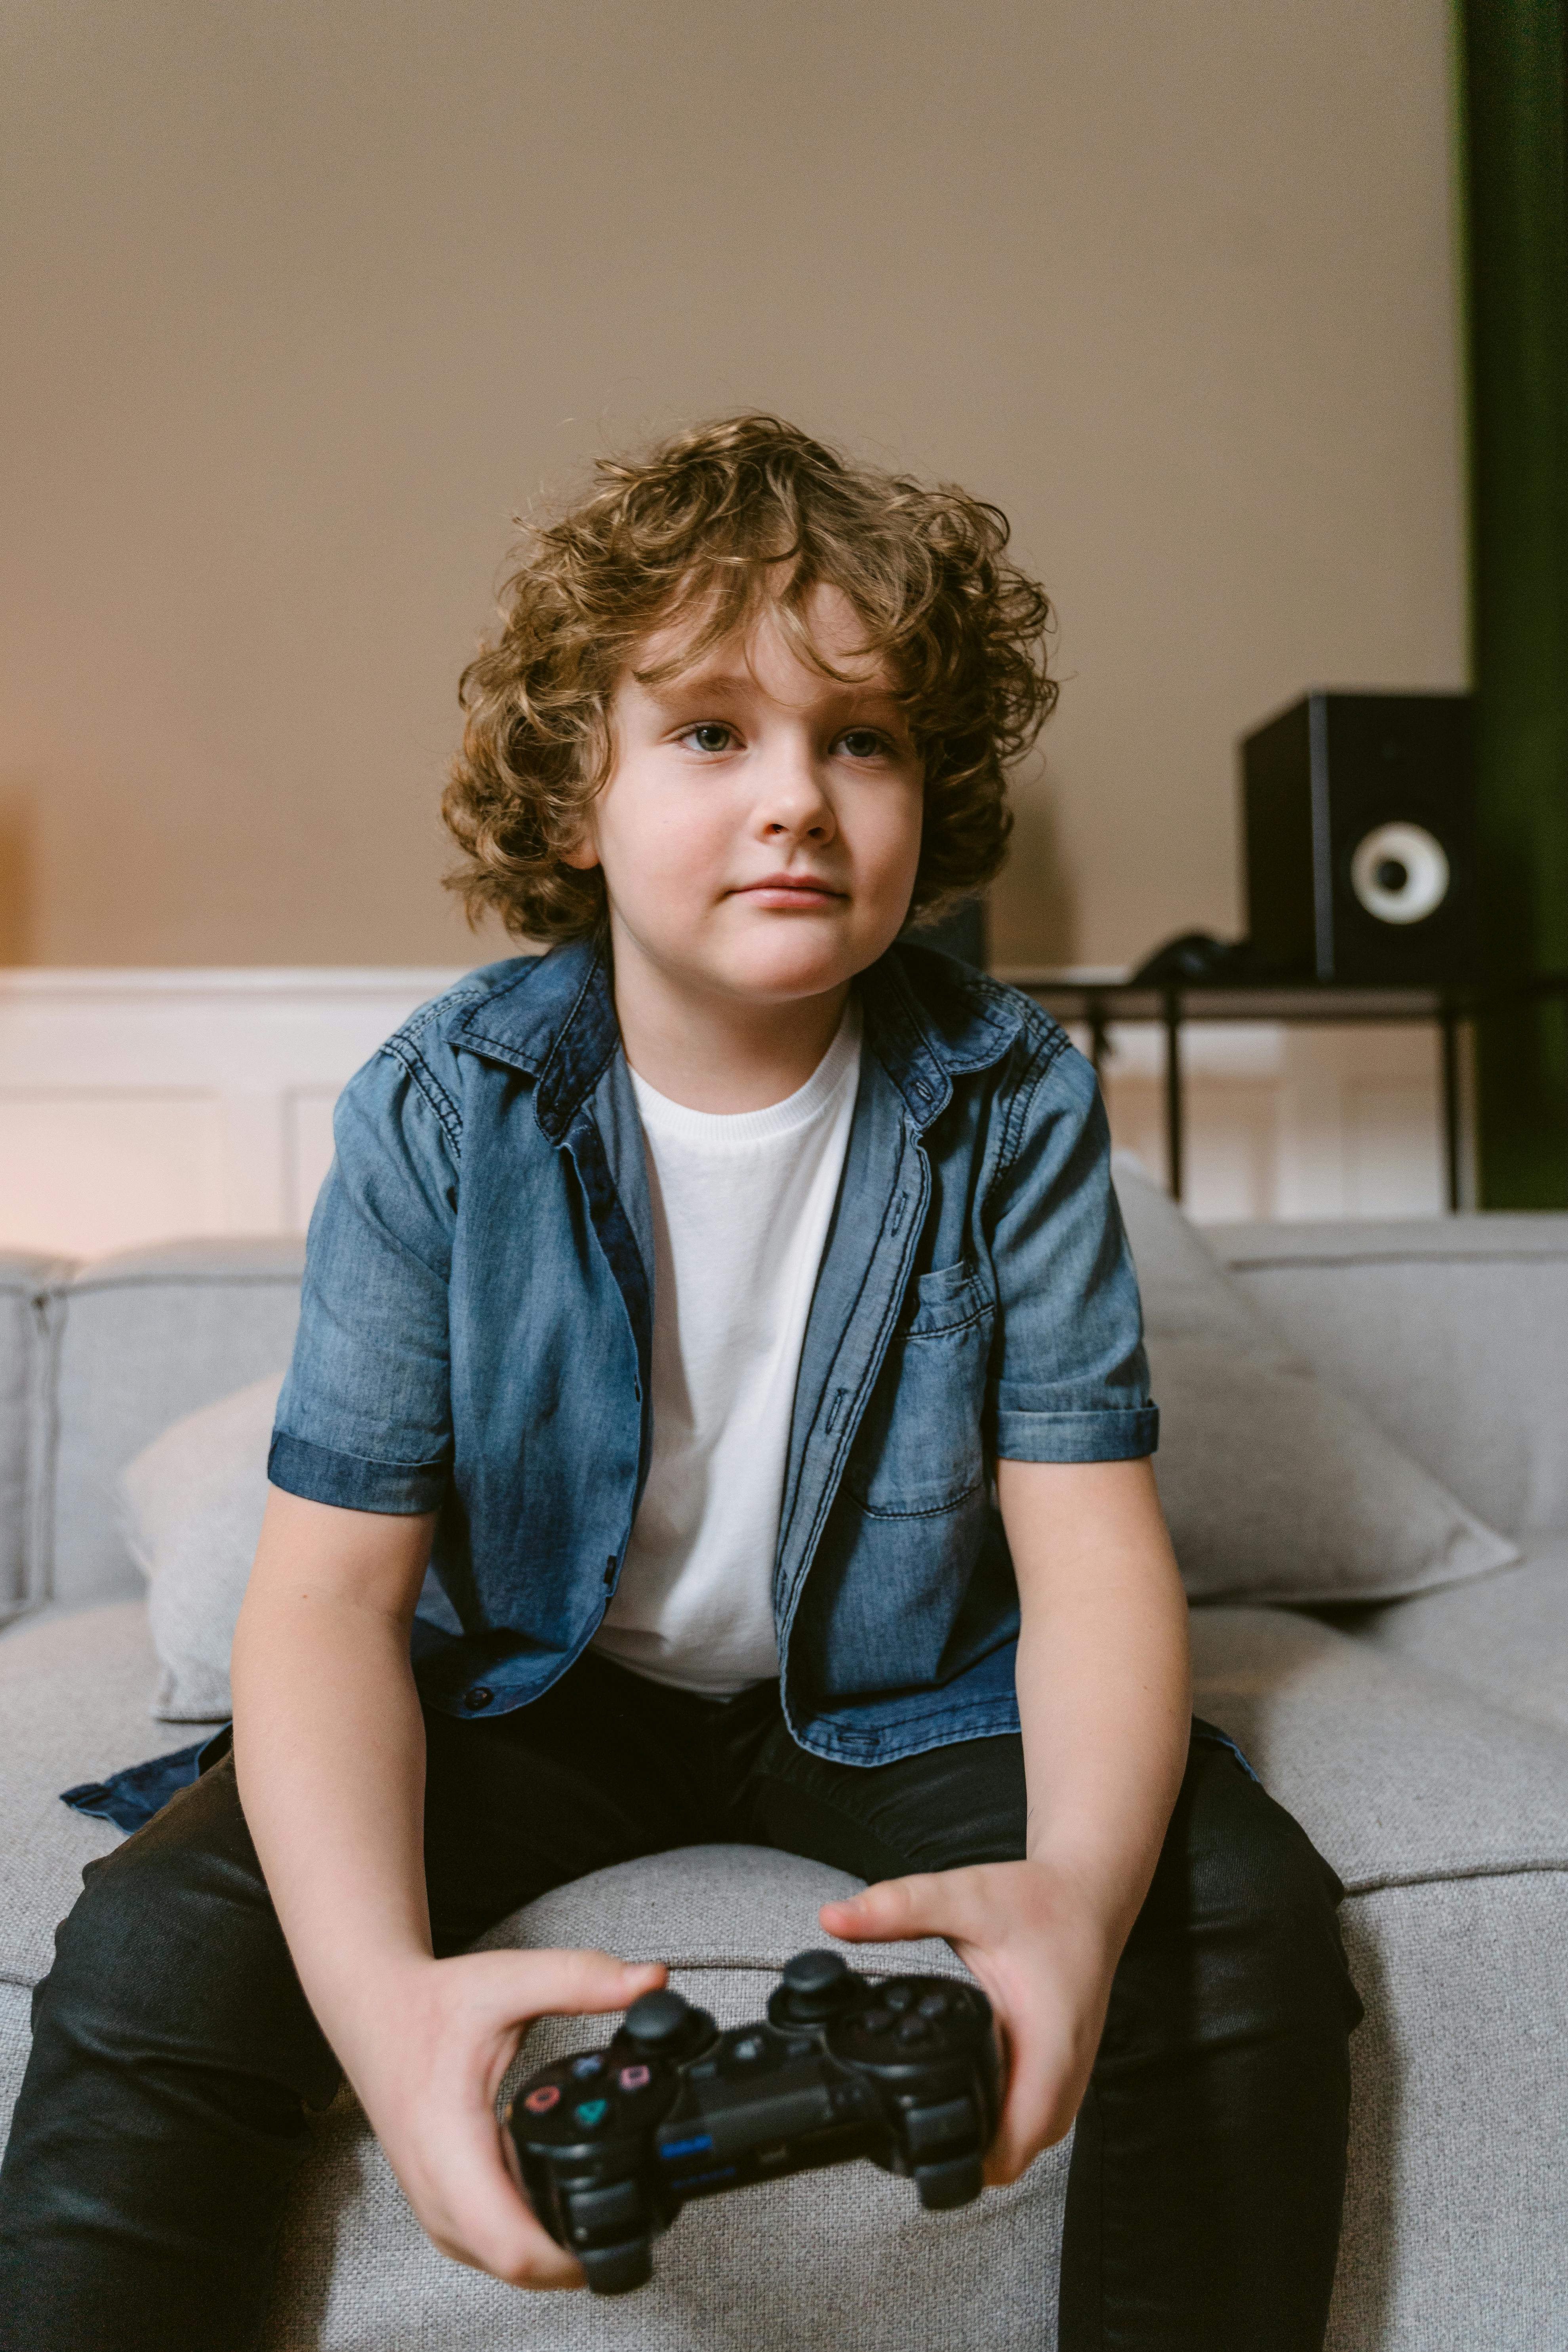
[986,1035,1158,1463]
[269,1048,458,1514]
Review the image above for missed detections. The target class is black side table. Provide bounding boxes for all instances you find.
[997,973,1568,1209]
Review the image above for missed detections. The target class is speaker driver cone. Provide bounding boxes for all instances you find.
[1349,822,1450,926]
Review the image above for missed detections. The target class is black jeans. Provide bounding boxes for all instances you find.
[0,1654,1360,2350]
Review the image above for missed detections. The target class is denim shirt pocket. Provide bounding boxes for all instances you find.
[846,1258,996,1517]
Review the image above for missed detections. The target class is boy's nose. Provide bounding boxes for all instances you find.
[754,742,835,840]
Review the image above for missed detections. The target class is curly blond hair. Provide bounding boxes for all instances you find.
[442,414,1056,940]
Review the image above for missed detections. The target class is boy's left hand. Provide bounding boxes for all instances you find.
[818,1860,1118,2185]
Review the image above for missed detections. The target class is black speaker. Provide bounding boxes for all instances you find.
[1242,692,1475,982]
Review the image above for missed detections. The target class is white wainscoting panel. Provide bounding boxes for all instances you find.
[0,1092,229,1259]
[0,971,1456,1259]
[0,970,464,1258]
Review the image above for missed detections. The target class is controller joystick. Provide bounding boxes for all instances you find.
[620,1988,716,2058]
[508,1950,1001,2295]
[769,1948,863,2023]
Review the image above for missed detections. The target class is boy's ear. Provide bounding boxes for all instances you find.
[559,829,600,872]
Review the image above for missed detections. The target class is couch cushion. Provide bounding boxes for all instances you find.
[1113,1161,1518,1606]
[47,1239,304,1608]
[1328,1873,1568,2352]
[1344,1536,1568,1738]
[0,1251,75,1622]
[0,1601,149,1989]
[1208,1215,1568,1541]
[1190,1604,1568,1891]
[475,1841,956,1980]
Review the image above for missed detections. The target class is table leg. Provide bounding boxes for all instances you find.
[1440,1003,1462,1212]
[1088,1001,1109,1082]
[1162,990,1184,1201]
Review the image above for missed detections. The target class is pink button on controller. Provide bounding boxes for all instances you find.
[523,2084,562,2115]
[618,2064,652,2092]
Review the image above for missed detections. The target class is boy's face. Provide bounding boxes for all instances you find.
[567,583,924,1011]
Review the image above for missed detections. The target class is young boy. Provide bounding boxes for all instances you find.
[0,416,1358,2350]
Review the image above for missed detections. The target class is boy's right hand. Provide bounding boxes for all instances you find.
[333,1946,667,2290]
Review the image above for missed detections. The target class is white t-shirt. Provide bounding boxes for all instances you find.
[593,1004,863,1697]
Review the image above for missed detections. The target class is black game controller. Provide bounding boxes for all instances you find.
[507,1950,1001,2294]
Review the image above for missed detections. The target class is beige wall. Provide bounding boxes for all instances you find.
[0,0,1465,972]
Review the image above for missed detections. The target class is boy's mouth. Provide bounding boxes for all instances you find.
[734,873,848,907]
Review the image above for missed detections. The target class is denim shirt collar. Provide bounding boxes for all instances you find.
[448,931,1028,1134]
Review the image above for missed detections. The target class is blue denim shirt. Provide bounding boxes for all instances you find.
[269,937,1156,1765]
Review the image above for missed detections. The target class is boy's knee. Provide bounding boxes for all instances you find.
[1139,1739,1363,2042]
[59,1763,249,1962]
[39,1763,332,2096]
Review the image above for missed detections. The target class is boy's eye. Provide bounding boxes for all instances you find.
[683,723,735,753]
[837,729,888,759]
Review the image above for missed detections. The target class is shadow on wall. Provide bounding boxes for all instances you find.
[0,789,36,964]
[991,759,1079,969]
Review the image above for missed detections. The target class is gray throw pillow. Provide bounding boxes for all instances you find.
[118,1372,283,1722]
[1113,1154,1518,1604]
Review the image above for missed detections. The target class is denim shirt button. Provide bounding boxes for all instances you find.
[463,1686,494,1711]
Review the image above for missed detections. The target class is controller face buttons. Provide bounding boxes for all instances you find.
[507,1957,1001,2296]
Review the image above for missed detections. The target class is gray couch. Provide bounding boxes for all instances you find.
[2,1217,1566,2350]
